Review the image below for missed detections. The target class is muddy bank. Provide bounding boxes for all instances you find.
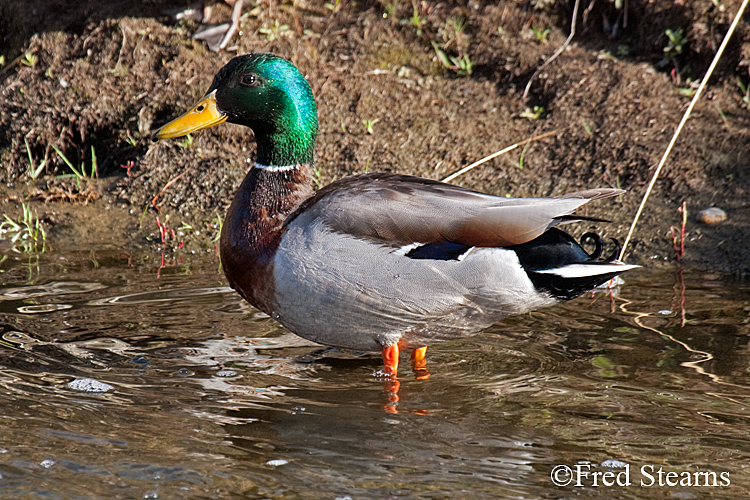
[1,0,749,274]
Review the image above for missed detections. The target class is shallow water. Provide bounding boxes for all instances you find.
[1,248,749,499]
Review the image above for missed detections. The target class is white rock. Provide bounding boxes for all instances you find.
[696,207,726,224]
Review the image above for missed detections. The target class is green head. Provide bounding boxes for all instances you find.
[154,53,319,166]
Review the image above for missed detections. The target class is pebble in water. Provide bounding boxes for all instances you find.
[67,378,114,393]
[40,459,55,468]
[601,459,628,468]
[696,207,727,224]
[265,459,288,467]
[131,355,149,365]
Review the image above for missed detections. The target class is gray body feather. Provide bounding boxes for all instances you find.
[262,174,632,352]
[274,213,556,351]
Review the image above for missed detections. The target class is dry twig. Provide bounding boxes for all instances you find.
[523,0,581,100]
[151,172,186,212]
[441,129,560,183]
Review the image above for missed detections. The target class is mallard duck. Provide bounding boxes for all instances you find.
[153,53,638,378]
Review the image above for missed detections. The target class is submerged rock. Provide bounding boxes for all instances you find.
[67,378,114,393]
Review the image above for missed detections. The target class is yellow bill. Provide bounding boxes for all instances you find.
[152,90,227,140]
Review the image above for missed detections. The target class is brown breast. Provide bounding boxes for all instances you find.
[219,163,315,314]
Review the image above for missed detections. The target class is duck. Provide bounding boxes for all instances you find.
[153,53,639,379]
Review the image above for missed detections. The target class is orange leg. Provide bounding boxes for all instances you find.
[381,345,431,413]
[381,345,400,413]
[411,346,430,380]
[381,344,400,377]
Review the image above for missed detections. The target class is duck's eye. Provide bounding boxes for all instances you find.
[240,74,260,87]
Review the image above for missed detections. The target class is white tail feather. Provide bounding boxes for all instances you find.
[537,262,640,278]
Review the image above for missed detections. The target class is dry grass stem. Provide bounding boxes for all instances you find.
[441,129,560,183]
[523,0,581,100]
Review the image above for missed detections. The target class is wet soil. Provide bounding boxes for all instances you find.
[1,0,749,273]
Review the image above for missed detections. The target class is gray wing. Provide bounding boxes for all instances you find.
[292,173,621,247]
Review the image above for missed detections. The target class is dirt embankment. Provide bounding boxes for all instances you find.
[1,0,749,274]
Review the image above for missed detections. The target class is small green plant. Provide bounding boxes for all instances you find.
[520,105,546,120]
[446,16,466,35]
[51,144,83,178]
[325,0,341,13]
[20,52,37,67]
[312,165,324,189]
[382,0,398,18]
[581,120,593,137]
[676,85,696,98]
[210,215,222,243]
[661,27,687,68]
[452,54,473,76]
[517,142,530,169]
[737,79,750,109]
[0,203,46,253]
[125,133,138,148]
[24,138,47,179]
[139,203,149,228]
[51,144,97,179]
[177,133,193,149]
[90,145,97,178]
[51,144,97,190]
[530,25,551,44]
[715,103,729,126]
[362,118,380,135]
[440,16,467,50]
[404,1,424,35]
[259,19,290,41]
[432,42,474,76]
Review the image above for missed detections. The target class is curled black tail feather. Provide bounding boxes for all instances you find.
[511,228,625,300]
[579,233,622,263]
[580,232,604,260]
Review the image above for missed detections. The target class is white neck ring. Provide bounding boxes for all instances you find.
[252,162,299,172]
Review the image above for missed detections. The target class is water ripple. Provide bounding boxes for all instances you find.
[86,286,234,305]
